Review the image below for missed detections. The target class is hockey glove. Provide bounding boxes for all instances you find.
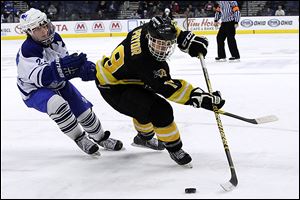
[55,53,87,80]
[177,31,208,57]
[188,87,225,111]
[80,61,96,81]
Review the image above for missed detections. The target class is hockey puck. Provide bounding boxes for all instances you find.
[185,188,196,193]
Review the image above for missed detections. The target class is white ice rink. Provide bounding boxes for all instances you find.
[1,33,299,198]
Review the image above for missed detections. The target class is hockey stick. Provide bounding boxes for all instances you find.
[217,110,278,124]
[199,54,238,191]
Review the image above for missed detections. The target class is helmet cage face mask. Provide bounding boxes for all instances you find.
[147,34,176,62]
[27,20,55,46]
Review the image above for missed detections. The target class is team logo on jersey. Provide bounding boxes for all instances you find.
[153,69,167,78]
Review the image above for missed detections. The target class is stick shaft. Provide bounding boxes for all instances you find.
[199,54,238,187]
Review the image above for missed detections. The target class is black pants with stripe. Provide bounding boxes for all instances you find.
[217,21,240,58]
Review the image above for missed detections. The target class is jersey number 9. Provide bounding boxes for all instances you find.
[104,45,125,74]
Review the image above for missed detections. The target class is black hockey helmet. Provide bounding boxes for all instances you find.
[147,16,177,61]
[147,16,176,41]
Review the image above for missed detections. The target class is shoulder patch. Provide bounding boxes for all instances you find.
[21,38,43,58]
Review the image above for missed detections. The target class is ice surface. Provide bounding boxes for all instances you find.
[1,33,299,198]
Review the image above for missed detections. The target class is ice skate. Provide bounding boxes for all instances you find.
[132,134,165,150]
[168,149,192,168]
[75,132,100,156]
[90,131,123,151]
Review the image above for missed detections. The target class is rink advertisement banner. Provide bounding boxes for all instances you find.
[1,16,298,40]
[176,16,299,32]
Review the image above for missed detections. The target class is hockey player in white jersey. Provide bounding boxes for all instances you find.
[16,8,123,155]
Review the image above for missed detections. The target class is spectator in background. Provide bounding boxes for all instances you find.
[97,1,107,19]
[204,1,214,16]
[70,12,80,21]
[47,4,58,20]
[184,7,194,18]
[275,5,285,16]
[129,11,141,19]
[171,1,180,14]
[139,1,147,12]
[148,5,160,18]
[204,1,214,11]
[188,4,195,14]
[97,1,107,14]
[195,8,208,18]
[3,1,20,22]
[6,12,14,22]
[142,9,148,19]
[98,10,104,19]
[265,7,274,16]
[108,1,117,12]
[124,1,130,11]
[137,4,144,17]
[155,1,164,13]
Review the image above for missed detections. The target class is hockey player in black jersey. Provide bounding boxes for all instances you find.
[93,16,225,166]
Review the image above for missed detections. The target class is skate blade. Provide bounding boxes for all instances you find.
[131,143,164,151]
[181,162,193,168]
[131,142,149,149]
[102,147,126,151]
[91,151,101,157]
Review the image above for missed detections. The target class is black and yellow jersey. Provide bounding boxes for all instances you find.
[95,23,195,105]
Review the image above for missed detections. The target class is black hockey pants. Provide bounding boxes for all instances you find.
[97,84,174,127]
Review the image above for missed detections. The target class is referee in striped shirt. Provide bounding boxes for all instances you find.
[214,1,241,61]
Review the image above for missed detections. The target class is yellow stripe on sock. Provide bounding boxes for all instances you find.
[154,122,180,142]
[133,118,154,133]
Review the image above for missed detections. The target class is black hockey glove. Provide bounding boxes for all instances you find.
[55,53,87,80]
[177,31,208,57]
[188,87,225,111]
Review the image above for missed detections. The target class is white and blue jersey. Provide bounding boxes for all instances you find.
[16,33,92,116]
[16,33,68,100]
[214,1,241,23]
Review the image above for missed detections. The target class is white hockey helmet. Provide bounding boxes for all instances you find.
[19,8,55,45]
